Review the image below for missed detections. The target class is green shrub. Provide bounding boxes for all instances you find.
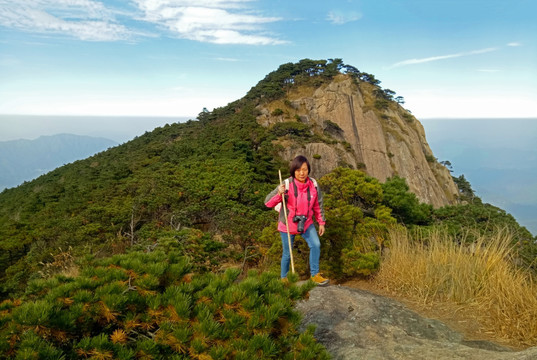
[341,141,352,152]
[0,250,330,359]
[323,120,342,132]
[402,112,414,123]
[341,250,380,277]
[271,108,284,116]
[270,122,312,138]
[374,99,390,110]
[319,167,396,280]
[382,176,432,226]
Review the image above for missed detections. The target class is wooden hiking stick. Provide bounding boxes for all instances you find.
[279,170,295,274]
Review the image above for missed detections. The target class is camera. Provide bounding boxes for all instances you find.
[293,215,307,233]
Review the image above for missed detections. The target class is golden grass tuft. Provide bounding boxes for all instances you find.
[374,227,537,347]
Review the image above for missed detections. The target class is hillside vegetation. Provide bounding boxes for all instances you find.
[1,59,536,356]
[0,246,328,359]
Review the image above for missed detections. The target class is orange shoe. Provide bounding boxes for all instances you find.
[311,273,329,286]
[281,277,289,285]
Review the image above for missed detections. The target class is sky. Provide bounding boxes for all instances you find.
[0,0,536,137]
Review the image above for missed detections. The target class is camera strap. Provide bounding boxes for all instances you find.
[292,178,310,220]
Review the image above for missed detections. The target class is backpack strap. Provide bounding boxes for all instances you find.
[274,178,291,212]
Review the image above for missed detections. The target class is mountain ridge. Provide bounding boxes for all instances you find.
[0,133,118,190]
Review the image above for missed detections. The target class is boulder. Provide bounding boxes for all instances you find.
[296,286,537,360]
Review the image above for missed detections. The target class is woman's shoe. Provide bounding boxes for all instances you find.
[311,273,329,286]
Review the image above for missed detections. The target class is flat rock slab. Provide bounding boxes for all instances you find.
[295,285,537,360]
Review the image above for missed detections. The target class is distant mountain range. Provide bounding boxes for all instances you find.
[0,134,118,190]
[421,118,537,235]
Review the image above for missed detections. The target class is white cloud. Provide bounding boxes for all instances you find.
[507,42,522,47]
[389,47,498,68]
[0,0,283,44]
[135,0,252,11]
[477,69,500,73]
[0,0,134,41]
[215,57,240,62]
[133,0,285,45]
[327,10,362,25]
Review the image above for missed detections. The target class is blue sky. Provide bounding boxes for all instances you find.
[1,0,536,122]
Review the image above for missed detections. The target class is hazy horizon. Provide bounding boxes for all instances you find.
[421,117,537,236]
[2,114,536,143]
[0,114,192,143]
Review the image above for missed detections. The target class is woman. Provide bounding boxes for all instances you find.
[265,155,329,285]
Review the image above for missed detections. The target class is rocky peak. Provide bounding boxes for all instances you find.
[256,74,458,208]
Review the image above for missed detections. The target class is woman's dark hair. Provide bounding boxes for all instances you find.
[289,155,311,178]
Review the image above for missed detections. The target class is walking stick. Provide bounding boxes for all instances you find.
[279,170,295,274]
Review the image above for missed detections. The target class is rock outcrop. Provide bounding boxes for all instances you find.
[256,75,459,208]
[296,286,537,360]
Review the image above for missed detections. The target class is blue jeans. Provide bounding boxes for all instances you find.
[279,224,321,278]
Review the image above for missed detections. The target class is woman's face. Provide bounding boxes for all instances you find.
[294,162,309,183]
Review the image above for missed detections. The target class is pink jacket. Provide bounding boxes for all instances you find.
[265,177,325,234]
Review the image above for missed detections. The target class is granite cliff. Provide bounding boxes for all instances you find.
[256,74,458,208]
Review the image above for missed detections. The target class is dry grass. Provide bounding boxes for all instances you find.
[374,228,537,347]
[38,247,79,279]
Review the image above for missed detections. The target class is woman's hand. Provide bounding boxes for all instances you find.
[318,224,325,236]
[277,184,285,195]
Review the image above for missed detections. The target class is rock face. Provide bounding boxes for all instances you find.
[296,286,537,360]
[256,75,459,207]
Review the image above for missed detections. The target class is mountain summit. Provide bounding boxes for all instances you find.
[252,67,457,207]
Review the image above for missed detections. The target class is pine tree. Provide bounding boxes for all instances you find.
[0,249,329,359]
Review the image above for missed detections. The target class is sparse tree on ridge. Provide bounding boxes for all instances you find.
[453,174,475,200]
